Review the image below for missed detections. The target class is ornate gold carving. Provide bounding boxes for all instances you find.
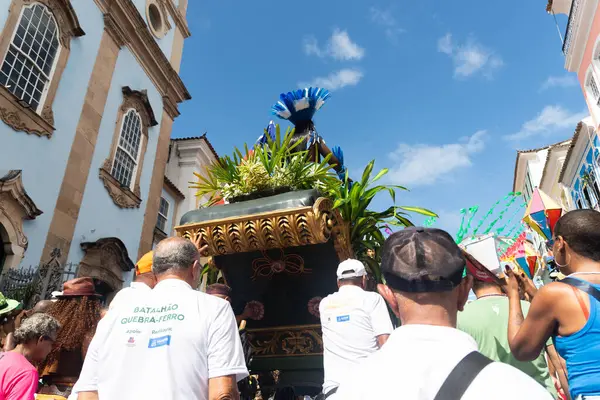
[251,250,308,280]
[248,325,323,357]
[175,197,339,256]
[99,167,142,209]
[331,215,354,261]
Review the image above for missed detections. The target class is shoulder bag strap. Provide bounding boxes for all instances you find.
[561,277,600,303]
[433,351,493,400]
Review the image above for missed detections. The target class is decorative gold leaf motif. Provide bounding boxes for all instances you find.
[175,197,353,259]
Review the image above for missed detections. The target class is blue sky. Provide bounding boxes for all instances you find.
[173,0,587,236]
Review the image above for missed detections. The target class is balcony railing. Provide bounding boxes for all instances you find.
[563,0,581,55]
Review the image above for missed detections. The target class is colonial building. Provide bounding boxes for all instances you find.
[155,133,219,244]
[545,0,600,211]
[0,0,191,301]
[513,140,571,206]
[559,118,600,210]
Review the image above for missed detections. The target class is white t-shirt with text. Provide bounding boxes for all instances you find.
[334,324,553,400]
[77,278,248,400]
[319,285,393,393]
[108,281,151,310]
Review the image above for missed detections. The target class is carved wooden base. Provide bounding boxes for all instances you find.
[248,324,323,357]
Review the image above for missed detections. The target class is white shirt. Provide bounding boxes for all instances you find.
[108,281,151,310]
[76,278,248,400]
[334,325,553,400]
[319,285,393,393]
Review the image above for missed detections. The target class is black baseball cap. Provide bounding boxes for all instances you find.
[381,227,466,293]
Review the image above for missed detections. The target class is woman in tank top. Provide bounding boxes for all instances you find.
[505,209,600,400]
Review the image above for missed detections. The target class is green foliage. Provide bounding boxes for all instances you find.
[200,262,221,287]
[190,125,340,205]
[326,160,437,283]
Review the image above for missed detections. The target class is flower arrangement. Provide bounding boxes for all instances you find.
[190,125,340,206]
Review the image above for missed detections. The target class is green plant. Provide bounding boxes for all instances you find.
[190,125,340,205]
[326,160,437,283]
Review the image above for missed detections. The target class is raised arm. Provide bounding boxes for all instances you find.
[504,269,557,361]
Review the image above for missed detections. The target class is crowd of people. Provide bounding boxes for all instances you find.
[0,209,597,399]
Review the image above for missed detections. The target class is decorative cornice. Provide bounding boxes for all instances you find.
[0,87,54,138]
[99,164,142,208]
[0,170,42,219]
[161,0,191,38]
[174,197,353,259]
[103,13,127,47]
[80,237,135,272]
[98,0,191,118]
[162,95,180,120]
[122,86,158,127]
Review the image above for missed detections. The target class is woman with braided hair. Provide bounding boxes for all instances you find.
[36,278,102,400]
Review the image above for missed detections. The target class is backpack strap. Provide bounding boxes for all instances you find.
[433,351,493,400]
[561,277,600,303]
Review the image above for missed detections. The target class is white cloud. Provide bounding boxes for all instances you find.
[437,33,503,78]
[299,68,364,90]
[369,7,404,43]
[437,33,453,55]
[303,29,365,61]
[387,130,486,186]
[540,75,578,91]
[504,105,587,141]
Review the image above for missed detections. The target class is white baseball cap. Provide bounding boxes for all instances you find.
[336,259,367,280]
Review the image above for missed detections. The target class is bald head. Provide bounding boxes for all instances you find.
[25,300,53,318]
[152,237,199,276]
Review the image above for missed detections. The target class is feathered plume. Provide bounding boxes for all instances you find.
[271,87,331,126]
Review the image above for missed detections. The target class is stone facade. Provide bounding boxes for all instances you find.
[0,0,190,298]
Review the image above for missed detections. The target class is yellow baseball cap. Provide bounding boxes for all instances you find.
[136,251,153,275]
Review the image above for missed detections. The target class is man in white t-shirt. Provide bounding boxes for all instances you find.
[108,250,156,311]
[68,251,156,400]
[319,259,393,399]
[335,228,553,400]
[77,237,248,400]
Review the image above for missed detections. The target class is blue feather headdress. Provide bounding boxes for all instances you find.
[271,87,331,126]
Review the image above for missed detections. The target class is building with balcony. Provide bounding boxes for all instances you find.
[546,0,600,211]
[0,0,191,302]
[559,118,600,210]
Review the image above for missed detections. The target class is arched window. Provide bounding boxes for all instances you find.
[0,3,60,112]
[0,0,83,137]
[111,109,143,189]
[100,87,158,209]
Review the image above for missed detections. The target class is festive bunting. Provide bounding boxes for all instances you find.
[522,188,563,240]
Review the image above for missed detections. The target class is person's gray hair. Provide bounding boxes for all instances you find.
[13,313,61,345]
[152,237,199,275]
